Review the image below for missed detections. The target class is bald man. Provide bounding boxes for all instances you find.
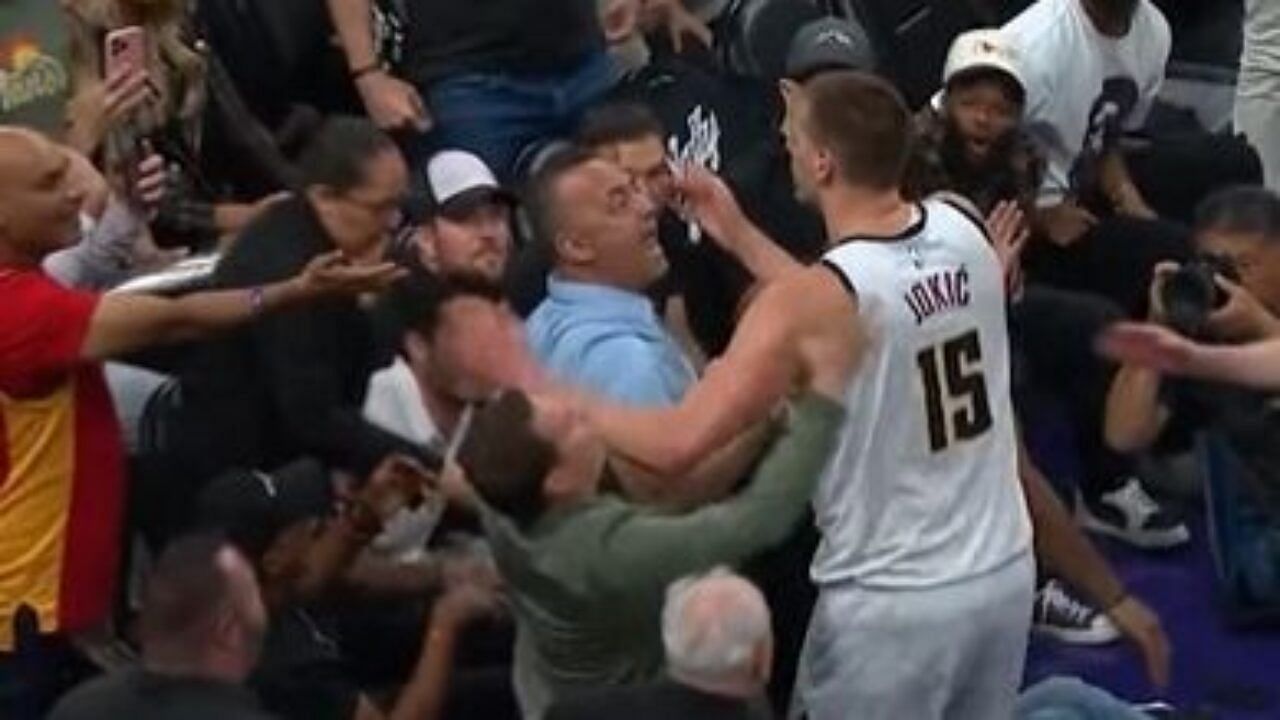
[0,128,400,714]
[548,569,773,720]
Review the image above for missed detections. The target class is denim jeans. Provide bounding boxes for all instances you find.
[423,51,616,180]
[1017,677,1150,720]
[1200,431,1280,610]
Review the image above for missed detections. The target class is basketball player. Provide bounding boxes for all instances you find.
[584,71,1034,719]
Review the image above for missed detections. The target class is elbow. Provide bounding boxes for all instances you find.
[659,432,711,477]
[640,442,701,479]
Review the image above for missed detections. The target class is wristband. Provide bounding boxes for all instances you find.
[248,286,265,315]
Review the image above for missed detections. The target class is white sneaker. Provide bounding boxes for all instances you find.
[1078,477,1191,549]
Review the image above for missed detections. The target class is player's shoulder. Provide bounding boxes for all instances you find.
[753,264,860,321]
[924,194,990,242]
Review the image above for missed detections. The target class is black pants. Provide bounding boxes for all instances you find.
[1011,285,1130,501]
[1025,132,1262,318]
[0,609,95,720]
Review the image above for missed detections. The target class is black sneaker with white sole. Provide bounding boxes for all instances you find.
[1033,579,1120,645]
[1078,477,1190,549]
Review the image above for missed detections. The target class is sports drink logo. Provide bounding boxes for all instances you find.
[0,36,70,115]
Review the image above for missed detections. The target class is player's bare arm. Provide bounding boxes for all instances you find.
[587,264,860,476]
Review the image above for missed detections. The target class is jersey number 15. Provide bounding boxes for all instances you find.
[916,329,993,452]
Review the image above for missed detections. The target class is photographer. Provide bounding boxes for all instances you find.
[1104,186,1280,607]
[1106,187,1280,452]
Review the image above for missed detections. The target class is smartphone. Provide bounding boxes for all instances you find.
[103,26,146,79]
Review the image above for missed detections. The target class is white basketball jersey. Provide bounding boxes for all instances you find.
[813,198,1031,590]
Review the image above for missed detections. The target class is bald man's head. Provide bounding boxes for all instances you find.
[0,127,85,266]
[662,569,773,694]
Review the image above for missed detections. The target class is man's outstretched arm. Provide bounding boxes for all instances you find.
[587,267,857,476]
[1099,322,1280,391]
[81,253,401,361]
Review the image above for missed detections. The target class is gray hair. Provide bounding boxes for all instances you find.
[662,568,772,684]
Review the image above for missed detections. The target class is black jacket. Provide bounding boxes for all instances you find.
[173,197,430,482]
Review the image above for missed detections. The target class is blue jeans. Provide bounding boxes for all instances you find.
[423,52,616,180]
[1016,678,1149,720]
[1200,432,1280,610]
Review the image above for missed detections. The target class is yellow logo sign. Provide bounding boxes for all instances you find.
[0,37,70,114]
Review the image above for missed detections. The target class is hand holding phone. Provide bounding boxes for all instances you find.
[103,27,151,122]
[104,26,146,79]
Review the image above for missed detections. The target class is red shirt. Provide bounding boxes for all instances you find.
[0,268,123,650]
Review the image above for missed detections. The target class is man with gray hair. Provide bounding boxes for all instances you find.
[547,569,773,720]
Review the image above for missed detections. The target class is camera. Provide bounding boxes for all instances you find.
[1160,255,1238,338]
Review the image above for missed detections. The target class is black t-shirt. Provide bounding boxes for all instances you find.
[251,608,361,720]
[400,0,603,85]
[50,669,274,720]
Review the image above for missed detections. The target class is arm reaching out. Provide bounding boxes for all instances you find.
[81,252,403,361]
[1098,322,1280,391]
[587,266,859,475]
[674,164,801,284]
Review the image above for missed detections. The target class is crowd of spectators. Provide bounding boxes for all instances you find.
[1,0,1278,718]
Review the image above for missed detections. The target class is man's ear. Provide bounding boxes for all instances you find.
[415,225,440,271]
[814,148,836,187]
[554,230,595,266]
[541,464,575,501]
[404,328,432,368]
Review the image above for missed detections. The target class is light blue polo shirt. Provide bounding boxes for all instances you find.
[526,277,696,407]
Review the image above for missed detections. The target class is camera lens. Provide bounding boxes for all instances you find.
[1161,260,1220,338]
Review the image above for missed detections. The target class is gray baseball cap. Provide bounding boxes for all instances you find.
[785,17,877,81]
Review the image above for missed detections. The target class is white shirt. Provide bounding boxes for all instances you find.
[363,358,447,563]
[813,199,1031,590]
[1003,0,1171,205]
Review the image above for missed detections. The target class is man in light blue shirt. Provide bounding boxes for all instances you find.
[525,150,696,408]
[521,147,770,511]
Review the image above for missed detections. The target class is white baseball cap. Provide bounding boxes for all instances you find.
[942,29,1026,101]
[424,150,515,219]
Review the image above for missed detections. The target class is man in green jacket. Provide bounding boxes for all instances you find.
[453,387,846,719]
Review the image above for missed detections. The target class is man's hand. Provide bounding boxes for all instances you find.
[295,251,405,298]
[1146,261,1180,324]
[986,200,1029,292]
[674,164,748,247]
[642,0,712,52]
[1038,201,1098,247]
[356,71,431,133]
[431,581,504,633]
[1096,322,1198,375]
[362,454,435,521]
[434,461,482,511]
[133,151,166,218]
[1106,596,1171,689]
[601,0,642,45]
[1206,274,1280,342]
